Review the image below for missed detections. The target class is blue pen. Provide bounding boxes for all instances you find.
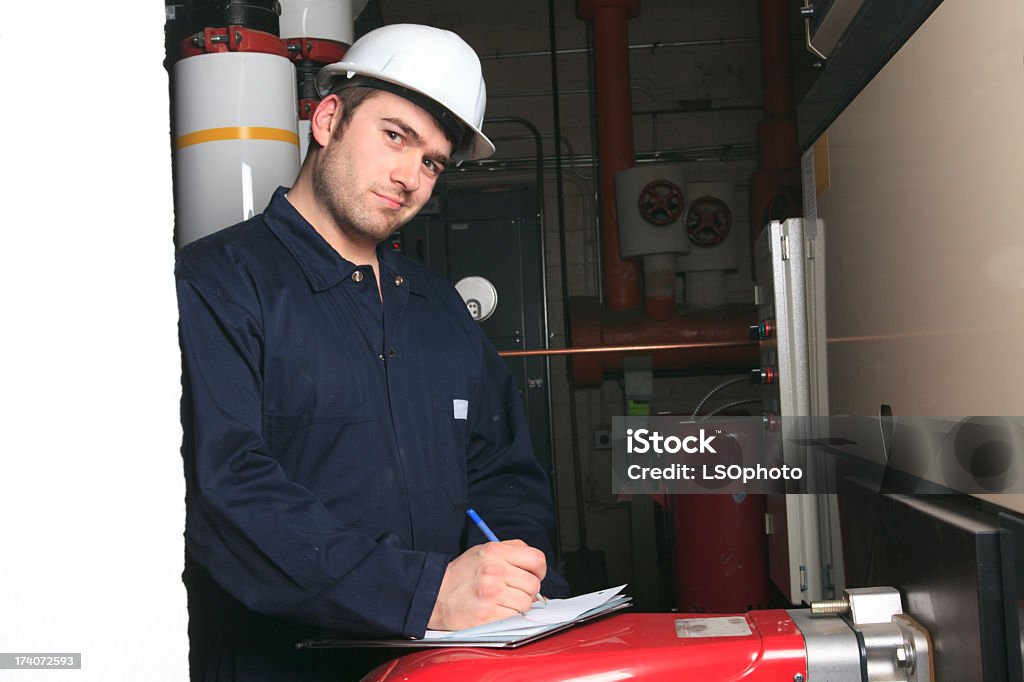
[466,508,501,542]
[466,508,547,603]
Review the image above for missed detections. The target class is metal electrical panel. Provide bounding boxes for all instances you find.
[754,218,842,604]
[399,188,554,484]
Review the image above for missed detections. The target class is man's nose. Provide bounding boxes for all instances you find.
[390,152,422,193]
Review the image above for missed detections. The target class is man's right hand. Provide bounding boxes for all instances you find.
[427,539,547,631]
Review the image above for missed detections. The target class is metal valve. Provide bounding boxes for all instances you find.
[797,587,934,682]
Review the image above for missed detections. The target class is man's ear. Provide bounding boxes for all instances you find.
[310,94,343,147]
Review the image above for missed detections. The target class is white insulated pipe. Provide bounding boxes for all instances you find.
[279,0,359,45]
[173,52,300,247]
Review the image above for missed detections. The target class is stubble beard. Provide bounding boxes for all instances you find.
[312,140,410,246]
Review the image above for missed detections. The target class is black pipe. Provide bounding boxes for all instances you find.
[478,115,559,552]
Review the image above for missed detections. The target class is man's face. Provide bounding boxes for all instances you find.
[312,90,453,246]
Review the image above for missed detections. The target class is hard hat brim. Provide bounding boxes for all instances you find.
[316,62,495,162]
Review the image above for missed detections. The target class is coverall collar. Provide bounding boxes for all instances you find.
[264,186,426,297]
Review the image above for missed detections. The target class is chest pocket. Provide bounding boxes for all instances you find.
[433,395,469,507]
[264,402,380,525]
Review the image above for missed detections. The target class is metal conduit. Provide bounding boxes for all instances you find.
[452,144,759,174]
[480,36,759,60]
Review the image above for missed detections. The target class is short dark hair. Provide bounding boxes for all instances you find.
[306,85,381,150]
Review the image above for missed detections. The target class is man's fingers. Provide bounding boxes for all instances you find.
[493,540,547,580]
[472,545,543,612]
[494,584,536,615]
[500,563,543,601]
[473,550,541,596]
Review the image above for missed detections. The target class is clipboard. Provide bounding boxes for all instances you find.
[296,595,632,649]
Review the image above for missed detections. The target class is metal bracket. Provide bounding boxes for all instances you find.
[802,0,828,62]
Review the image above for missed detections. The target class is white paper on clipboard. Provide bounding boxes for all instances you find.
[297,585,632,650]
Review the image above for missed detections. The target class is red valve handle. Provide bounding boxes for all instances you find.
[686,196,733,247]
[637,179,685,226]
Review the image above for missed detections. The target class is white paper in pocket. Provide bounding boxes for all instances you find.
[453,399,468,420]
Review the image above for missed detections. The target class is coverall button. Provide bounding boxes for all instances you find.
[394,275,404,286]
[351,270,364,283]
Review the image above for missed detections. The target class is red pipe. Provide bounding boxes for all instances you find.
[749,0,802,248]
[578,0,642,311]
[569,297,759,386]
[567,3,774,620]
[673,494,769,613]
[758,0,797,122]
[755,0,799,173]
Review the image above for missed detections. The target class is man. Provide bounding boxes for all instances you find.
[176,24,567,681]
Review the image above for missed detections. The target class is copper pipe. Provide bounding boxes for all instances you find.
[500,340,756,358]
[568,298,759,384]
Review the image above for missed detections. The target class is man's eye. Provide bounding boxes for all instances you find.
[385,130,402,142]
[425,158,447,175]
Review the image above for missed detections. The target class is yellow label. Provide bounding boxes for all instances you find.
[814,132,830,195]
[176,126,299,150]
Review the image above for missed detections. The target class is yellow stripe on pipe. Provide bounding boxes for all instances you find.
[176,126,300,150]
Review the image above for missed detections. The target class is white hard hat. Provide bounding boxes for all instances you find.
[316,24,495,162]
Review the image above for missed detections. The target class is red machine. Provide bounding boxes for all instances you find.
[364,611,805,682]
[361,587,934,682]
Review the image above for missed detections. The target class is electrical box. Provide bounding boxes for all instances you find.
[753,218,841,604]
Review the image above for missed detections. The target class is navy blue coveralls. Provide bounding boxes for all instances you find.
[176,188,567,680]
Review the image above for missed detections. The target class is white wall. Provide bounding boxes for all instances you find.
[814,0,1024,514]
[819,0,1024,418]
[0,3,188,680]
